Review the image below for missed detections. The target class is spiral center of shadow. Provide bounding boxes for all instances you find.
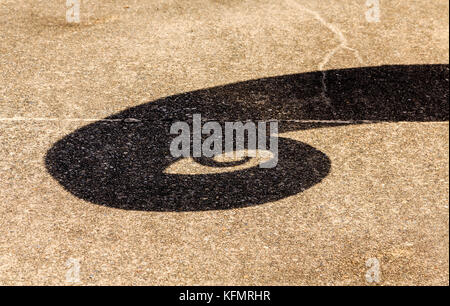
[193,155,252,168]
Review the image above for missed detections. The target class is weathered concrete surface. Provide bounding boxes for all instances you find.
[0,0,448,285]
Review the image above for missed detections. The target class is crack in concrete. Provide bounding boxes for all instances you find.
[0,3,378,124]
[0,117,447,124]
[0,117,128,122]
[285,0,364,106]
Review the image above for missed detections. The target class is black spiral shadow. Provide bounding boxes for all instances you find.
[45,64,449,212]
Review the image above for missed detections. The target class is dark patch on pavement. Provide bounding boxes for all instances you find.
[45,64,449,212]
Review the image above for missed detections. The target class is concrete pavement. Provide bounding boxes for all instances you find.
[0,0,448,285]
